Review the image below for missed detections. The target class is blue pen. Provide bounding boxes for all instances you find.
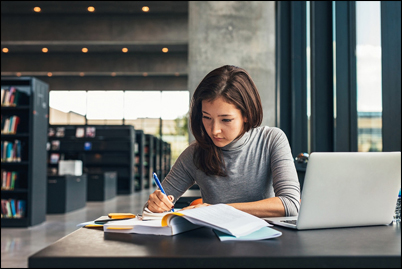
[153,172,174,212]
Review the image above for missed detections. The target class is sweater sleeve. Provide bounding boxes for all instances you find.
[158,143,197,204]
[268,128,301,216]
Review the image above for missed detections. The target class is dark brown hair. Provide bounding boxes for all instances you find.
[190,65,263,176]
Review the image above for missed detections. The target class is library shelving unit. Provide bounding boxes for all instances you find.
[47,125,136,195]
[134,130,145,191]
[1,76,49,227]
[144,134,155,189]
[161,141,172,179]
[152,136,161,186]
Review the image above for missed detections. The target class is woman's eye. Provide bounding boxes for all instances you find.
[222,119,232,123]
[202,116,211,120]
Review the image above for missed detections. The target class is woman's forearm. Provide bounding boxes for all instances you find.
[228,197,286,218]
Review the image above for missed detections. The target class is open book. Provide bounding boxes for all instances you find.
[103,204,281,240]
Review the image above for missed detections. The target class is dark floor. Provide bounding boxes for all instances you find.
[1,187,155,268]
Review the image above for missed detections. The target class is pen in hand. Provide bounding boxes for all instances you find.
[152,172,175,212]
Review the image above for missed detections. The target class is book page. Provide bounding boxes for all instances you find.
[179,204,271,237]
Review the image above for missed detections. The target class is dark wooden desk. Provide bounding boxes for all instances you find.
[28,222,401,268]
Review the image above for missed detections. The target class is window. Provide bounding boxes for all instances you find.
[356,1,382,152]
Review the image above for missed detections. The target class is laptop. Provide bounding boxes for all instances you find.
[264,152,401,230]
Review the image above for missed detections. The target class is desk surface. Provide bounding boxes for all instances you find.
[29,222,401,268]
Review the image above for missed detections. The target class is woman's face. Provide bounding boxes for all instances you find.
[201,96,247,148]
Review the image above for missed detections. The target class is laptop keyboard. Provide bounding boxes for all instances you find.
[280,220,297,225]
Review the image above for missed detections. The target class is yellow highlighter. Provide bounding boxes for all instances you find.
[108,213,136,219]
[84,224,104,228]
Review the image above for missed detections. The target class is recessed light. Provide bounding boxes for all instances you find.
[42,48,48,53]
[122,48,128,53]
[82,48,88,53]
[88,6,95,12]
[111,72,116,77]
[34,7,41,12]
[79,72,85,77]
[143,72,148,77]
[142,6,150,12]
[2,48,9,53]
[16,72,21,77]
[162,48,168,53]
[47,72,53,77]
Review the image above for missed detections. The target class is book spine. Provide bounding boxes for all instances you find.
[6,200,12,217]
[15,140,21,162]
[0,88,4,105]
[10,199,16,217]
[10,171,17,189]
[18,200,26,218]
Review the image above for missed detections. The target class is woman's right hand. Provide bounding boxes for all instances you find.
[146,190,174,213]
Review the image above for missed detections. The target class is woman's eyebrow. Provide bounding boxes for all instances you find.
[202,111,234,117]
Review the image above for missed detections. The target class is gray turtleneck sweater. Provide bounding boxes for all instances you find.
[160,126,301,216]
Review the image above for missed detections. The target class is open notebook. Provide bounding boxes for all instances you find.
[103,204,282,241]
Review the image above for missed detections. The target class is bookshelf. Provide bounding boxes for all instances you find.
[47,125,136,194]
[134,130,145,191]
[161,141,171,179]
[1,76,49,227]
[152,136,161,186]
[144,134,155,189]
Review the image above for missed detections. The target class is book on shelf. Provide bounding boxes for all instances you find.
[76,127,85,138]
[84,142,92,151]
[1,140,22,162]
[47,167,58,176]
[1,199,26,218]
[1,87,20,107]
[51,140,60,150]
[50,153,60,164]
[1,115,20,134]
[85,127,96,137]
[48,127,55,137]
[55,127,65,137]
[1,170,18,190]
[102,204,281,241]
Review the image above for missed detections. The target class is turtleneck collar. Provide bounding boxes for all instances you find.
[221,129,251,151]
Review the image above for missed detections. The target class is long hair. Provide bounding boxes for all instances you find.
[190,65,263,176]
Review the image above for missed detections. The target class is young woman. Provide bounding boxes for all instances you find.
[145,65,300,218]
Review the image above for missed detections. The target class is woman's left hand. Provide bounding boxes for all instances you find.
[179,203,211,211]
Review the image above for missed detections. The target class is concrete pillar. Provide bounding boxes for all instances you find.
[188,1,276,142]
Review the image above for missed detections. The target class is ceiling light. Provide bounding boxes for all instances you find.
[79,72,85,77]
[82,48,88,53]
[2,48,9,53]
[122,48,128,53]
[16,72,21,77]
[111,72,116,77]
[143,72,148,77]
[162,48,168,53]
[42,48,48,53]
[88,6,95,12]
[175,72,180,76]
[47,72,53,77]
[34,7,41,12]
[142,6,150,12]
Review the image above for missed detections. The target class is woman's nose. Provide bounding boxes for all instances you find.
[211,120,221,135]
